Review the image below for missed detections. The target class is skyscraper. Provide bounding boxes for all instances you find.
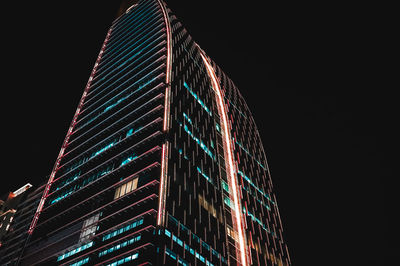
[11,0,290,265]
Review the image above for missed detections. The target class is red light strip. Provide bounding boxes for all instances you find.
[200,52,249,266]
[156,0,172,226]
[28,28,113,235]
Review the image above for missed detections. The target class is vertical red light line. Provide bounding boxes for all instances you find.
[156,0,172,226]
[28,28,113,235]
[200,52,249,266]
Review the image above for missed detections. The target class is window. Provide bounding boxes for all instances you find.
[80,213,100,242]
[226,226,237,241]
[114,178,138,199]
[99,235,141,257]
[102,219,143,241]
[57,242,93,261]
[70,257,89,266]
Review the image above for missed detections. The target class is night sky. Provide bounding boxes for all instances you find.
[1,1,395,265]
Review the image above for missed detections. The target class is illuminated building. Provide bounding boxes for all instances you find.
[5,1,291,265]
[0,183,39,265]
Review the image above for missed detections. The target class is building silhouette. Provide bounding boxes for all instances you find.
[1,1,290,265]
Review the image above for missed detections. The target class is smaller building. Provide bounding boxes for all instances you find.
[0,183,45,265]
[0,184,33,242]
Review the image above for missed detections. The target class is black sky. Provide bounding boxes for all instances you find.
[1,1,395,265]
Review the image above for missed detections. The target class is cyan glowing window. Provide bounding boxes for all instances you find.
[224,196,233,208]
[237,169,274,204]
[79,71,158,130]
[202,242,210,251]
[197,167,213,184]
[102,218,143,241]
[183,112,193,125]
[166,248,189,266]
[181,122,215,160]
[165,248,177,260]
[50,190,73,205]
[173,235,184,247]
[104,94,129,113]
[120,154,138,166]
[192,234,200,243]
[235,140,266,170]
[227,100,247,118]
[105,253,138,266]
[244,207,276,237]
[215,123,221,132]
[242,185,271,211]
[195,251,206,263]
[164,229,171,237]
[91,140,116,158]
[99,235,141,257]
[166,214,225,265]
[126,128,134,137]
[184,82,212,116]
[57,242,93,262]
[126,124,145,137]
[70,257,89,266]
[221,180,229,193]
[50,164,114,205]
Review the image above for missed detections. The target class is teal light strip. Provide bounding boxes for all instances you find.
[167,215,228,264]
[235,140,266,170]
[57,242,93,261]
[99,235,141,257]
[196,167,213,184]
[226,100,247,118]
[70,257,89,266]
[237,170,274,204]
[91,141,116,158]
[164,230,214,266]
[183,82,212,116]
[183,112,193,125]
[179,121,215,161]
[165,248,189,266]
[102,219,143,241]
[242,185,271,211]
[243,207,277,238]
[105,253,138,266]
[120,153,138,166]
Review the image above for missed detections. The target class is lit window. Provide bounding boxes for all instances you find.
[114,178,138,199]
[80,213,100,242]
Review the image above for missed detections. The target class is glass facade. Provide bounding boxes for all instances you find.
[1,1,290,265]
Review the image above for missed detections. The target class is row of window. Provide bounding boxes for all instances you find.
[105,252,138,266]
[86,17,164,109]
[237,169,274,204]
[198,194,223,223]
[92,0,160,89]
[165,248,189,266]
[99,234,141,257]
[183,82,212,116]
[102,218,143,241]
[114,178,138,199]
[70,257,89,266]
[165,230,215,266]
[168,215,227,264]
[235,140,266,170]
[57,242,93,262]
[80,213,101,242]
[242,184,271,211]
[59,121,143,183]
[244,207,276,238]
[179,122,215,161]
[50,148,143,205]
